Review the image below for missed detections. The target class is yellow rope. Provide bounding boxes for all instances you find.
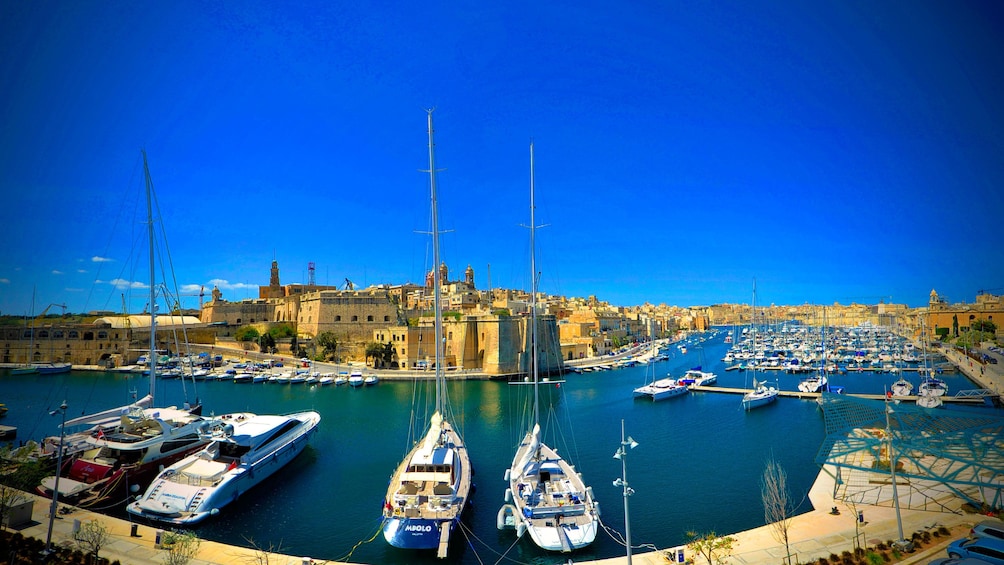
[336,517,386,562]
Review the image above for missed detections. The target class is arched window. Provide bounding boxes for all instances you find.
[352,315,358,322]
[335,315,341,321]
[367,315,374,322]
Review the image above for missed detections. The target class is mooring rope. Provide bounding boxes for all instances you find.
[336,517,386,562]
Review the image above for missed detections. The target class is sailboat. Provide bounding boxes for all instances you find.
[742,279,778,411]
[36,152,209,508]
[916,318,945,408]
[381,111,473,559]
[798,307,829,393]
[498,142,599,552]
[11,290,40,375]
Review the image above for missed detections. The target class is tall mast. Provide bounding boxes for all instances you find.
[426,110,444,415]
[530,141,539,428]
[142,150,157,402]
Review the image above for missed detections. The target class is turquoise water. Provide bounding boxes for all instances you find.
[1,332,985,564]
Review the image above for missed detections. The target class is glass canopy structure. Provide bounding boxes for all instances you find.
[816,393,1003,512]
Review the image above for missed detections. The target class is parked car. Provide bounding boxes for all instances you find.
[947,536,1004,565]
[930,558,1000,565]
[971,519,1004,541]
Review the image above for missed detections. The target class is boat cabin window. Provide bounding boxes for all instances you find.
[162,434,203,452]
[257,420,301,451]
[220,442,251,458]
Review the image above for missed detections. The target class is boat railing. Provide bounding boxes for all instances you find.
[955,389,996,398]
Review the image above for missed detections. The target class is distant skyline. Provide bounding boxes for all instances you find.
[2,1,1002,316]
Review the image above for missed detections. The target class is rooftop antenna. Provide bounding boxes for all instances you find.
[308,262,316,287]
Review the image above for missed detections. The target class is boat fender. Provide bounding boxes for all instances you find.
[504,488,512,503]
[503,468,510,481]
[516,521,526,538]
[594,500,601,517]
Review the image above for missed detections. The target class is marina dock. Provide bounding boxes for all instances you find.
[687,385,990,404]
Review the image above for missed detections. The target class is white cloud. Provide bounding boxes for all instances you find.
[91,256,114,263]
[52,270,64,275]
[77,269,88,274]
[106,278,148,290]
[180,284,205,294]
[65,287,84,292]
[208,279,256,291]
[0,278,9,284]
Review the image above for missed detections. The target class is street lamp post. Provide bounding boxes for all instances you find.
[44,400,68,558]
[613,419,638,565]
[883,396,914,553]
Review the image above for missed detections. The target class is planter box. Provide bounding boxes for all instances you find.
[1,499,33,528]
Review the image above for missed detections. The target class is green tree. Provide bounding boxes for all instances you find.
[365,342,384,367]
[258,333,276,354]
[235,326,260,342]
[382,341,395,366]
[163,530,201,565]
[316,332,338,360]
[686,531,737,565]
[973,319,997,333]
[267,324,296,339]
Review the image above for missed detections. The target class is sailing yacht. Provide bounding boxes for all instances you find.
[498,142,599,552]
[742,279,778,411]
[798,309,829,393]
[36,152,208,508]
[381,111,473,559]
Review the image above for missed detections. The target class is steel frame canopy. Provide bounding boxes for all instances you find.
[816,393,1004,512]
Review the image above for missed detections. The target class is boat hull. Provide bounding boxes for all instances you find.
[127,411,320,525]
[742,392,778,410]
[382,516,454,550]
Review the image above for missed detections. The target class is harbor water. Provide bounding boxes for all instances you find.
[1,331,987,564]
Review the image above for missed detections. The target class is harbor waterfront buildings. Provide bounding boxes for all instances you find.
[3,259,1001,372]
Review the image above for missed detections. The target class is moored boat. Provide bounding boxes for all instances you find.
[634,377,689,401]
[381,111,473,558]
[37,405,209,508]
[890,376,914,397]
[499,141,599,552]
[126,410,320,525]
[742,378,779,410]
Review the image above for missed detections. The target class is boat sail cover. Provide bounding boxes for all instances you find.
[419,411,444,458]
[514,423,541,474]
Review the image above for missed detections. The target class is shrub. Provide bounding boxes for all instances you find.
[938,526,950,536]
[819,558,829,565]
[865,551,884,565]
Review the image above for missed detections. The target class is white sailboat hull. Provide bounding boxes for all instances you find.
[504,427,599,552]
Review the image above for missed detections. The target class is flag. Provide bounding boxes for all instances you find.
[96,429,105,440]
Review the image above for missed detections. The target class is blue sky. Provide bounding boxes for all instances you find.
[2,1,1002,316]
